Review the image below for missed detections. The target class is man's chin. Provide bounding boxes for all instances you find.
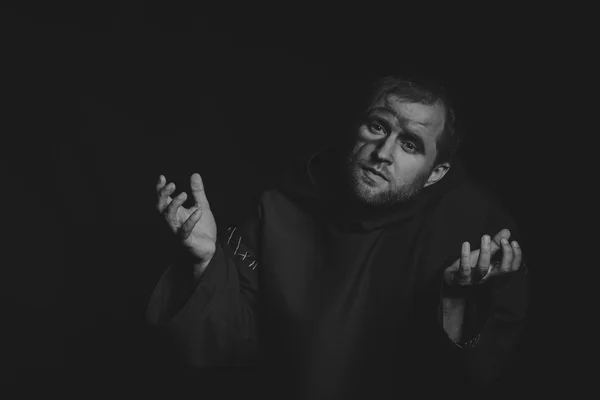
[352,184,387,206]
[352,181,423,207]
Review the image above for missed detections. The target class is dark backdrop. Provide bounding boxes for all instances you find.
[3,3,549,390]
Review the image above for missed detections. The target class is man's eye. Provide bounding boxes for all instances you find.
[403,142,417,152]
[369,123,385,134]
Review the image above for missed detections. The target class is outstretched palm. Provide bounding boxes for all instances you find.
[156,173,217,266]
[443,228,523,286]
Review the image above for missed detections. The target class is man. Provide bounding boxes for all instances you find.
[147,76,528,397]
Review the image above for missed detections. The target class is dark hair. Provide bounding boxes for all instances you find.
[358,75,463,166]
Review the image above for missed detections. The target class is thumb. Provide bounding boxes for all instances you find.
[490,228,511,252]
[443,257,461,284]
[190,173,210,208]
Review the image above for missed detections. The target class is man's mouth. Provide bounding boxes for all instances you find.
[363,166,389,182]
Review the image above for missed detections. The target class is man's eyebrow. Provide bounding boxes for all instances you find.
[369,106,429,128]
[398,130,426,152]
[371,107,426,153]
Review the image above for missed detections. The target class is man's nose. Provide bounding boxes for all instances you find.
[374,135,395,164]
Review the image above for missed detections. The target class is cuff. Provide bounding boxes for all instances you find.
[146,243,226,325]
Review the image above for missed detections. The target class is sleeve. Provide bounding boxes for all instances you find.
[145,210,262,368]
[448,203,530,387]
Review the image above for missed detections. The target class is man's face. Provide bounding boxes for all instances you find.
[345,94,447,207]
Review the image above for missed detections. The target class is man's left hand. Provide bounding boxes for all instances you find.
[443,228,524,287]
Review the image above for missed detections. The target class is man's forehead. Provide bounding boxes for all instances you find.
[370,94,445,128]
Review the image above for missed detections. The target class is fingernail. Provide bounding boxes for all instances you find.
[483,235,490,244]
[179,192,186,198]
[512,241,519,248]
[501,238,508,244]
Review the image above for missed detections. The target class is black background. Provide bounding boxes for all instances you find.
[2,2,557,391]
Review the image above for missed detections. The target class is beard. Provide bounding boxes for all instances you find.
[344,155,431,208]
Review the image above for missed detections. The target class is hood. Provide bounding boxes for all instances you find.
[277,147,470,232]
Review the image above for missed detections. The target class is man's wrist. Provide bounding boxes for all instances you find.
[441,296,465,341]
[192,254,214,281]
[441,279,491,299]
[174,245,216,283]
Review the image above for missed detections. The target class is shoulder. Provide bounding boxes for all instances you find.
[424,178,522,245]
[258,188,287,212]
[424,178,520,240]
[254,188,309,221]
[431,180,501,222]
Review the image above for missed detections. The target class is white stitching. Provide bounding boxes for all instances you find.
[227,226,237,244]
[234,236,241,254]
[226,226,258,270]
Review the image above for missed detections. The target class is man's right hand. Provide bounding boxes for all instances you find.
[156,173,217,278]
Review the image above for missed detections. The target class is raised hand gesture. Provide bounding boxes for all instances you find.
[444,228,524,286]
[156,173,217,274]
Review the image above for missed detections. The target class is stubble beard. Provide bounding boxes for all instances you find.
[344,157,430,208]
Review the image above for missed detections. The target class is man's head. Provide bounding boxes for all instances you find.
[344,76,462,207]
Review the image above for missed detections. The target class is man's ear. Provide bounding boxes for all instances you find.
[424,162,450,188]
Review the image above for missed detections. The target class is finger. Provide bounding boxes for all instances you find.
[166,191,187,226]
[488,229,511,268]
[510,240,522,271]
[180,208,202,241]
[491,229,511,251]
[498,237,514,273]
[190,173,210,209]
[477,235,492,278]
[459,241,471,282]
[468,248,480,268]
[156,175,166,192]
[157,182,176,212]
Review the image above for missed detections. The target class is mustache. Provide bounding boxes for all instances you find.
[360,164,389,181]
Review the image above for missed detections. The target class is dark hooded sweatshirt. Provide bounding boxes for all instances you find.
[147,147,528,398]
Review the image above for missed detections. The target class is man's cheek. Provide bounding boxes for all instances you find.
[354,141,372,158]
[350,144,364,160]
